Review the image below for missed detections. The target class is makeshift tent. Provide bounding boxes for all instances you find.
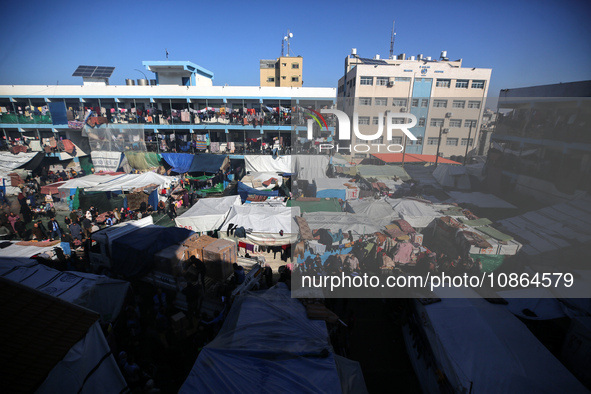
[385,198,444,228]
[90,151,124,173]
[40,181,65,195]
[78,191,127,213]
[187,154,229,174]
[404,286,587,394]
[220,205,300,245]
[0,259,129,323]
[161,153,195,174]
[244,155,292,173]
[180,283,366,393]
[286,198,342,214]
[175,195,242,232]
[56,173,127,202]
[236,181,279,202]
[292,155,330,181]
[0,277,128,394]
[110,226,194,278]
[124,151,162,170]
[314,178,359,200]
[0,151,43,194]
[85,172,174,192]
[302,211,389,240]
[346,199,398,221]
[432,164,471,190]
[240,172,284,189]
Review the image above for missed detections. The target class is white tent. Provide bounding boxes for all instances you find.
[1,241,63,259]
[404,286,588,394]
[303,211,390,239]
[314,178,359,200]
[293,155,329,181]
[346,199,398,221]
[244,155,292,173]
[385,198,444,228]
[56,173,127,199]
[175,195,242,232]
[0,151,39,194]
[220,204,300,245]
[85,172,175,192]
[432,164,471,190]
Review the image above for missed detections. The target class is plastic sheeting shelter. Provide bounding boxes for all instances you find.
[432,164,471,190]
[180,284,366,393]
[286,198,342,214]
[161,153,195,174]
[111,226,194,278]
[0,259,129,323]
[302,211,389,240]
[236,181,279,202]
[0,152,43,194]
[175,195,242,232]
[220,205,300,246]
[90,151,124,173]
[314,178,359,200]
[85,172,174,192]
[385,198,444,228]
[404,286,588,394]
[245,155,291,173]
[346,199,398,221]
[187,154,229,174]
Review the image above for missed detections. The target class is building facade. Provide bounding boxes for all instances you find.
[488,80,591,203]
[336,50,491,159]
[0,60,333,162]
[260,56,303,87]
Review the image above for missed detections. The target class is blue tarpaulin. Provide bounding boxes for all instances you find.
[148,189,158,211]
[48,102,68,125]
[161,153,195,174]
[187,154,227,174]
[236,181,279,202]
[111,226,194,279]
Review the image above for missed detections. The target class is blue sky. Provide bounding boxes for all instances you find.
[1,0,589,106]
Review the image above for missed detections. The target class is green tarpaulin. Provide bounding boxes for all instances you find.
[79,156,94,175]
[477,226,514,242]
[470,253,505,273]
[459,218,493,227]
[287,198,342,213]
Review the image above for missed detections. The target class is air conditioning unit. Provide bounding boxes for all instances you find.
[400,107,407,112]
[442,128,449,133]
[387,81,395,87]
[446,112,453,117]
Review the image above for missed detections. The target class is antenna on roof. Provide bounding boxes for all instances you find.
[281,39,284,57]
[165,48,169,60]
[389,20,396,60]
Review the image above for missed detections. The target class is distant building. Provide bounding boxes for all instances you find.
[260,56,303,87]
[488,80,591,203]
[337,49,491,159]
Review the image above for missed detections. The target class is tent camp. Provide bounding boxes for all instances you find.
[1,276,128,394]
[175,195,242,232]
[404,286,588,394]
[220,204,300,245]
[55,173,126,200]
[186,154,229,174]
[432,164,471,190]
[180,283,367,393]
[85,172,175,192]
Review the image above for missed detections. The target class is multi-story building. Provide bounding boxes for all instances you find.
[0,60,333,164]
[488,80,591,203]
[337,49,491,159]
[260,56,303,87]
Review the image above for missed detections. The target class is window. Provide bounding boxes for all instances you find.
[436,79,451,88]
[372,116,380,125]
[418,117,426,127]
[449,119,462,127]
[267,77,275,82]
[465,119,478,128]
[412,99,419,107]
[427,137,439,145]
[452,100,465,109]
[392,137,402,144]
[291,76,299,82]
[292,63,300,69]
[375,136,384,144]
[354,153,367,158]
[471,80,485,89]
[395,77,411,82]
[360,76,373,85]
[433,100,448,108]
[468,101,481,109]
[406,138,413,145]
[359,98,372,106]
[415,137,423,145]
[456,79,469,88]
[392,98,407,107]
[430,118,444,127]
[446,138,458,146]
[421,99,429,107]
[282,63,287,67]
[461,138,474,146]
[376,77,389,86]
[282,76,286,79]
[392,118,407,124]
[375,97,387,106]
[358,116,370,125]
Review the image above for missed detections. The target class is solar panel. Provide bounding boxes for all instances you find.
[72,65,115,78]
[358,58,388,66]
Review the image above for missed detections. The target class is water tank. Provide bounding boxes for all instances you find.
[375,54,380,60]
[409,56,415,61]
[400,53,406,60]
[150,79,157,86]
[418,54,423,60]
[137,79,148,86]
[351,48,357,56]
[441,50,447,58]
[426,56,432,61]
[125,79,135,86]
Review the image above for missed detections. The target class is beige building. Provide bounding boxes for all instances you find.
[260,56,303,87]
[337,50,491,159]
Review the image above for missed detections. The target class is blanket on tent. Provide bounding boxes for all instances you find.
[295,217,314,240]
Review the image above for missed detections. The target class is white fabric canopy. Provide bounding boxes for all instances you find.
[1,242,62,258]
[175,195,242,232]
[56,173,126,198]
[385,198,443,228]
[85,172,174,192]
[90,151,123,173]
[293,155,329,181]
[0,152,38,194]
[244,155,292,173]
[220,204,300,245]
[302,211,390,239]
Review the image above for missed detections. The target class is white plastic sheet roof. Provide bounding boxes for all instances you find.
[180,284,346,393]
[244,155,292,173]
[432,164,471,190]
[346,199,399,221]
[244,155,330,181]
[85,172,174,192]
[385,197,444,228]
[175,195,242,232]
[415,286,587,393]
[0,242,61,258]
[302,211,389,239]
[56,173,126,193]
[0,152,38,192]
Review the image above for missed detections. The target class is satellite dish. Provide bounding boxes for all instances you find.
[284,36,288,40]
[289,33,293,38]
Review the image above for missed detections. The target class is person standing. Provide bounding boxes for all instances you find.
[49,217,61,240]
[167,198,177,221]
